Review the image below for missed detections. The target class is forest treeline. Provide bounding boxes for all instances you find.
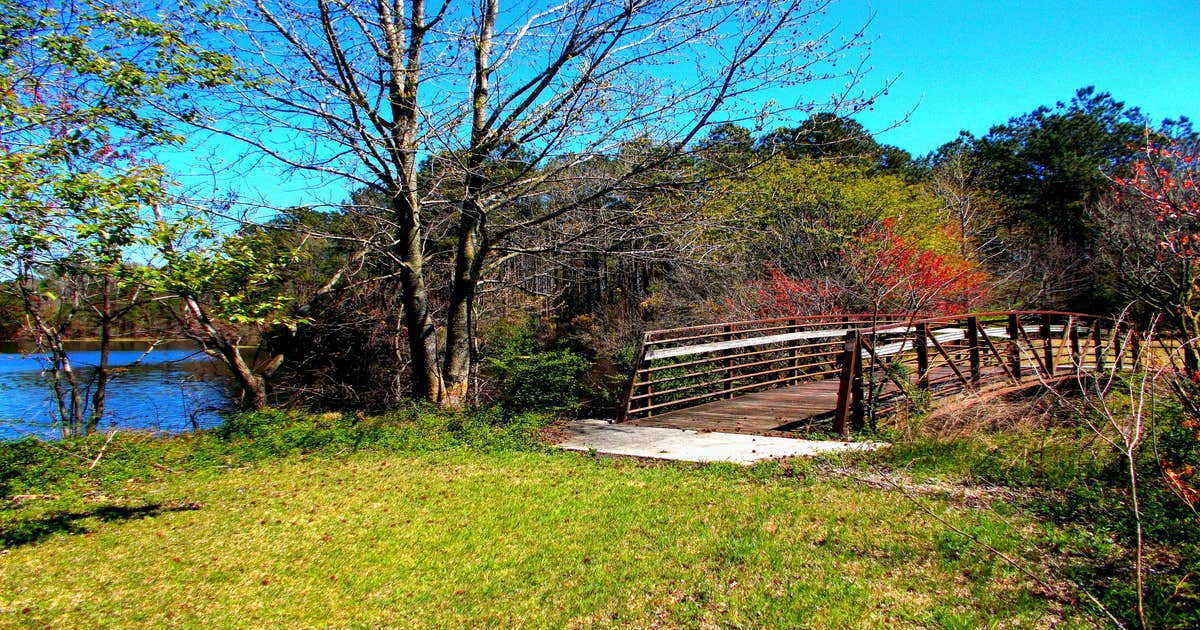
[5,87,1195,415]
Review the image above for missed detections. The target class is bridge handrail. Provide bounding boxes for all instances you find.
[621,310,1128,433]
[644,325,919,361]
[642,313,918,342]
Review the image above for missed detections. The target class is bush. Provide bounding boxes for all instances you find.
[0,407,555,498]
[479,316,594,416]
[0,436,87,497]
[485,349,592,415]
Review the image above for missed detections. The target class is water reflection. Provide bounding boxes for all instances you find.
[0,341,234,441]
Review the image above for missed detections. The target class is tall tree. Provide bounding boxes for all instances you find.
[925,137,999,261]
[758,113,915,175]
[969,87,1152,246]
[192,0,878,408]
[945,87,1195,310]
[704,156,976,318]
[1098,140,1200,371]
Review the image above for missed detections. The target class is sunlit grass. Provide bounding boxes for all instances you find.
[1,445,1087,628]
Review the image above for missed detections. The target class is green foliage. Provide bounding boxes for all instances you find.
[0,407,554,499]
[214,407,553,459]
[853,396,1200,628]
[0,437,91,499]
[481,322,593,415]
[703,158,951,279]
[152,227,307,329]
[969,87,1163,245]
[0,0,245,264]
[757,113,917,177]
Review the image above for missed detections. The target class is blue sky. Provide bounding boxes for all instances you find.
[832,0,1200,156]
[174,0,1200,209]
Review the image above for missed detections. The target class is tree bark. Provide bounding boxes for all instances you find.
[220,341,269,411]
[383,0,444,402]
[393,211,443,401]
[439,0,497,409]
[180,294,270,411]
[442,195,486,409]
[86,276,112,435]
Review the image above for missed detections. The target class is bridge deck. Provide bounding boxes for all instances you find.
[627,365,985,436]
[628,379,843,435]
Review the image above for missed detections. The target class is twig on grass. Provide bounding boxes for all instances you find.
[868,471,1126,629]
[86,428,118,473]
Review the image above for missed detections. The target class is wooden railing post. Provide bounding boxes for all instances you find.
[834,330,860,438]
[915,322,929,390]
[789,317,801,381]
[1069,316,1081,371]
[1041,313,1055,376]
[852,346,865,433]
[644,371,654,417]
[1115,322,1125,371]
[1130,324,1143,365]
[1008,313,1022,380]
[1093,319,1105,371]
[620,333,651,422]
[723,324,734,399]
[966,316,981,383]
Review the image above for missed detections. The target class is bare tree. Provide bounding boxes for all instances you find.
[189,0,877,407]
[926,140,997,263]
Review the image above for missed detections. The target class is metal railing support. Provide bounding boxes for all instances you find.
[967,316,981,383]
[833,330,860,438]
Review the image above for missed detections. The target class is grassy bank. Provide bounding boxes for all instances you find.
[0,406,1183,627]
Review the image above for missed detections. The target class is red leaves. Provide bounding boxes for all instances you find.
[846,220,987,315]
[1116,143,1200,262]
[1161,460,1199,507]
[748,267,843,318]
[743,221,987,317]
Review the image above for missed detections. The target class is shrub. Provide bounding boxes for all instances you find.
[479,316,594,416]
[485,349,592,415]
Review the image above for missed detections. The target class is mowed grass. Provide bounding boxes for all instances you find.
[0,443,1088,628]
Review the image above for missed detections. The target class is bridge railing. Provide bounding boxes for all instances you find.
[620,314,917,422]
[833,311,1129,436]
[621,311,1133,435]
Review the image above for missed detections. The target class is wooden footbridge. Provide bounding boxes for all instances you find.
[619,312,1134,437]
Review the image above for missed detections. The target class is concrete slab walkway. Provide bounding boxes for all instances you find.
[557,419,887,465]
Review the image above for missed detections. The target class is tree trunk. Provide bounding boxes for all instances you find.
[86,278,112,435]
[381,0,445,403]
[53,348,83,438]
[219,341,268,411]
[442,196,486,409]
[392,197,444,403]
[180,295,270,411]
[1180,309,1200,374]
[437,0,496,410]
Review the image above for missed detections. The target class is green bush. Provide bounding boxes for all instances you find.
[480,317,593,415]
[212,406,554,459]
[485,349,592,415]
[0,436,87,497]
[0,407,554,496]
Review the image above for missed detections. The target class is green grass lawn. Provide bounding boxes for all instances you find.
[1,421,1092,629]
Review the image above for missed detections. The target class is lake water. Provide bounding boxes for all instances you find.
[0,341,233,441]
